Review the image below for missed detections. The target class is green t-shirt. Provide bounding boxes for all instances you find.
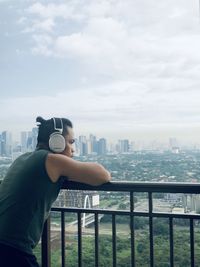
[0,149,64,255]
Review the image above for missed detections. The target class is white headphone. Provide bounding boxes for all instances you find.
[49,118,66,153]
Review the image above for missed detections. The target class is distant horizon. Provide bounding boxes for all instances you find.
[1,123,200,146]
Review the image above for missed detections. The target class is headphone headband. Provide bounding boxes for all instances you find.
[49,117,66,153]
[52,117,63,134]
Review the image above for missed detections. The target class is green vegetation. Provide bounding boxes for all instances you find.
[76,150,200,182]
[1,150,200,182]
[33,219,200,267]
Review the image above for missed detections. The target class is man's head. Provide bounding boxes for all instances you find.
[36,116,75,157]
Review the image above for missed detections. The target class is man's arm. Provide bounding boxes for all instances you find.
[45,153,111,186]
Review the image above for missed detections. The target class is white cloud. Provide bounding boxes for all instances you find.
[34,18,55,32]
[31,34,53,55]
[27,2,84,20]
[1,0,200,141]
[23,0,200,84]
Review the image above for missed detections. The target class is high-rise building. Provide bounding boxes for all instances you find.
[32,127,38,149]
[87,140,92,155]
[98,138,107,155]
[27,131,33,151]
[89,134,98,154]
[1,131,12,157]
[20,131,28,152]
[74,138,80,156]
[79,135,87,156]
[118,139,129,153]
[25,128,38,152]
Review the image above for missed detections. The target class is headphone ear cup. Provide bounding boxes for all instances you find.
[49,133,66,153]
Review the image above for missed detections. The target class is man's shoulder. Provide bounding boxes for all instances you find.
[15,149,50,163]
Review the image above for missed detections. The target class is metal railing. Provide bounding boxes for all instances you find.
[41,181,200,267]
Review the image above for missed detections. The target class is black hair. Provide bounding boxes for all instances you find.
[36,116,73,147]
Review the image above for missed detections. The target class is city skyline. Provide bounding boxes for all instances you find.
[1,125,200,146]
[1,127,200,152]
[1,1,200,142]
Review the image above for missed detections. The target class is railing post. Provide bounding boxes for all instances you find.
[78,212,82,267]
[190,219,194,267]
[112,214,116,267]
[169,218,174,267]
[61,211,66,267]
[130,192,135,267]
[149,192,154,267]
[95,212,99,267]
[42,216,51,267]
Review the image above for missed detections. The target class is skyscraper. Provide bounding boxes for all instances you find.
[20,131,28,152]
[98,138,107,155]
[32,127,38,149]
[1,131,12,157]
[89,134,98,154]
[79,135,88,156]
[118,139,129,154]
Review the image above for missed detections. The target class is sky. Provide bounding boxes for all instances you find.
[1,0,200,143]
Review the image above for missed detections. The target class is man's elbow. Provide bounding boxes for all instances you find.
[95,169,111,186]
[105,170,111,183]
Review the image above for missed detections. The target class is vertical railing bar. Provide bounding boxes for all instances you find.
[149,192,154,267]
[130,192,135,267]
[41,216,51,267]
[112,214,117,267]
[130,191,134,211]
[78,212,82,267]
[95,212,99,267]
[169,217,174,267]
[190,218,194,267]
[61,211,65,267]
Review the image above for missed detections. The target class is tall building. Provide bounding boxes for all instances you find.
[89,134,98,154]
[25,128,38,152]
[1,131,12,157]
[27,131,33,151]
[32,127,38,149]
[79,135,87,156]
[20,131,28,152]
[74,138,80,156]
[118,139,129,153]
[87,139,92,155]
[98,138,107,155]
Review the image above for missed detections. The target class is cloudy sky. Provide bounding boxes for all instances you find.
[1,0,200,142]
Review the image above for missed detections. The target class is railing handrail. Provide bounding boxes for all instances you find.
[1,179,200,193]
[62,180,200,193]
